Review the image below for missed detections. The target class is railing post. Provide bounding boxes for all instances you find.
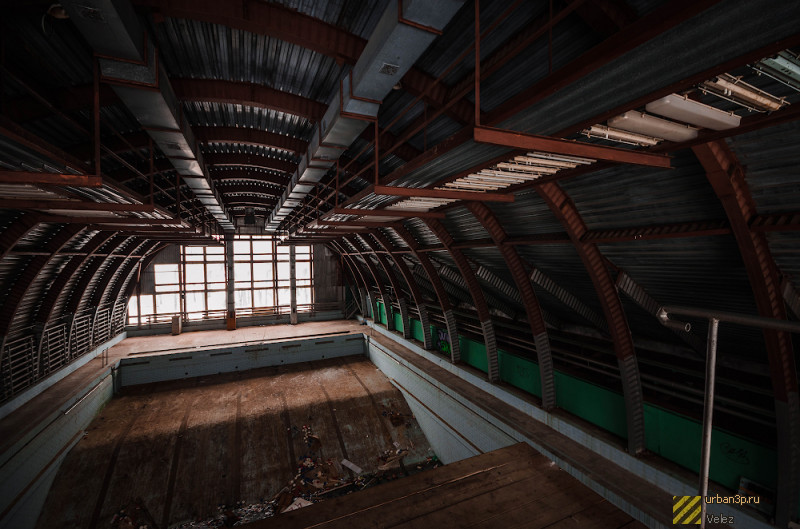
[89,306,100,349]
[33,323,46,379]
[66,314,76,360]
[699,318,719,529]
[0,336,7,401]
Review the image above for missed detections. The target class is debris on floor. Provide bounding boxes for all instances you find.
[111,498,158,529]
[381,407,412,427]
[170,427,439,528]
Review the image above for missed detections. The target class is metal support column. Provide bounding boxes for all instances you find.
[225,233,236,330]
[290,245,298,325]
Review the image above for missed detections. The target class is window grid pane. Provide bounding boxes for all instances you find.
[129,238,312,324]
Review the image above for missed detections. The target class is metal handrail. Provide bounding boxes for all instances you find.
[658,305,800,528]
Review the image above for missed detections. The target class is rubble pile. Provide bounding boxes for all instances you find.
[170,423,438,528]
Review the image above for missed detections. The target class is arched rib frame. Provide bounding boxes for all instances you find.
[466,201,556,408]
[369,231,434,349]
[391,225,461,364]
[424,219,499,383]
[537,182,645,455]
[693,140,799,525]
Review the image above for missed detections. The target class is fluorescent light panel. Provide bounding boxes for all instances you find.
[608,111,699,143]
[582,124,661,146]
[513,155,578,169]
[756,51,800,91]
[526,151,594,165]
[496,162,559,174]
[645,94,741,130]
[701,73,787,112]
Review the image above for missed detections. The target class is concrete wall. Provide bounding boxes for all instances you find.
[0,372,115,529]
[118,333,365,386]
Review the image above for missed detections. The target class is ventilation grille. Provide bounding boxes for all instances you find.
[378,63,400,76]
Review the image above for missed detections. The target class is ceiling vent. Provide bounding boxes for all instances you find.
[77,5,105,22]
[378,63,400,76]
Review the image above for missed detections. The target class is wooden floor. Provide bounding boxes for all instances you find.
[36,355,430,529]
[249,442,647,529]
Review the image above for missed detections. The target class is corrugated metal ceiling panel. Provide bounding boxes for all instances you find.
[183,101,314,140]
[561,150,726,230]
[154,18,343,104]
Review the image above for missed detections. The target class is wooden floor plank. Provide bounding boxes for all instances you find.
[251,443,535,529]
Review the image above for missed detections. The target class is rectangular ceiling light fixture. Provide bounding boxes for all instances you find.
[608,111,699,143]
[700,73,788,112]
[385,197,457,212]
[582,124,661,146]
[755,50,800,91]
[645,94,741,130]
[440,150,597,193]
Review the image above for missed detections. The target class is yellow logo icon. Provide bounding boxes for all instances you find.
[673,496,702,524]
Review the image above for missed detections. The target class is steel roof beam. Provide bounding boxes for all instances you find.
[345,236,395,331]
[330,208,446,219]
[0,200,159,213]
[0,171,102,187]
[0,224,86,335]
[391,225,460,361]
[373,185,514,203]
[359,237,410,336]
[121,241,168,301]
[171,78,326,122]
[538,181,645,455]
[73,128,308,160]
[364,230,433,350]
[333,0,726,212]
[424,219,499,382]
[473,126,671,169]
[103,240,161,307]
[34,232,118,324]
[0,214,42,261]
[331,240,375,321]
[466,201,555,407]
[133,0,475,128]
[90,239,150,308]
[203,154,297,174]
[692,140,799,526]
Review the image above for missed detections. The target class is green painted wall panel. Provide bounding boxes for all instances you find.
[394,312,403,332]
[458,336,488,373]
[375,301,388,325]
[497,350,541,398]
[382,323,778,496]
[554,371,629,439]
[410,318,424,342]
[644,404,776,492]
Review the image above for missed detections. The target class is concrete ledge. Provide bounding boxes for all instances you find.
[126,311,344,337]
[0,372,114,529]
[118,333,366,386]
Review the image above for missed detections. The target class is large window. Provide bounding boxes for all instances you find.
[127,237,312,324]
[233,236,312,315]
[184,245,227,319]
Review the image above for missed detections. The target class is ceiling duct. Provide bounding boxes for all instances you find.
[61,0,234,232]
[266,0,465,233]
